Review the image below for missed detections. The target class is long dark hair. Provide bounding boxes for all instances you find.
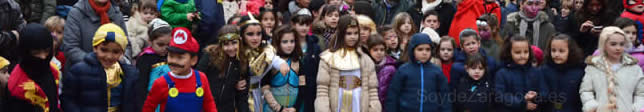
[544,34,584,66]
[239,14,268,51]
[271,25,302,62]
[500,35,534,64]
[328,15,360,52]
[208,25,249,78]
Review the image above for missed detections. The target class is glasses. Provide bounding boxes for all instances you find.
[245,32,262,36]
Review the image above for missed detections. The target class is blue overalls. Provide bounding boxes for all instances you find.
[162,70,204,112]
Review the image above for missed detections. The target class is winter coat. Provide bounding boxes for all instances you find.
[17,0,56,23]
[0,0,26,72]
[315,48,381,112]
[62,0,129,71]
[376,56,397,106]
[448,0,501,45]
[125,12,149,59]
[494,62,548,112]
[453,73,495,112]
[406,1,455,36]
[194,0,225,45]
[450,49,500,88]
[580,55,644,112]
[480,39,500,60]
[160,0,196,29]
[502,11,556,49]
[61,53,140,112]
[6,65,61,112]
[372,0,411,26]
[196,45,251,112]
[385,33,451,112]
[295,34,322,112]
[541,63,585,112]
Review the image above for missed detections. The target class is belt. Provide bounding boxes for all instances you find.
[339,76,361,89]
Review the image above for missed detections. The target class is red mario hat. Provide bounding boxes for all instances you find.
[168,27,199,54]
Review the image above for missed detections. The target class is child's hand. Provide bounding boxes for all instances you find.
[580,21,594,32]
[281,108,296,112]
[187,13,195,22]
[526,102,538,110]
[236,80,247,91]
[524,91,537,100]
[280,63,290,75]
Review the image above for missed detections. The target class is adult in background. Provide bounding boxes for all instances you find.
[16,0,56,23]
[501,0,556,49]
[406,0,455,36]
[63,0,129,72]
[573,0,619,56]
[447,0,501,46]
[0,0,26,72]
[372,0,411,26]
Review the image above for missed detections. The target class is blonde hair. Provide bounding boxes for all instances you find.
[356,15,376,34]
[44,16,65,32]
[598,26,630,56]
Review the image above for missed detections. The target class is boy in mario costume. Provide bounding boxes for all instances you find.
[143,27,217,112]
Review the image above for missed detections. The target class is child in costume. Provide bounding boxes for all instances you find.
[143,27,217,112]
[7,24,61,112]
[62,23,140,112]
[134,18,173,110]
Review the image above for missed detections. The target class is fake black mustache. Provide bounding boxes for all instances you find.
[168,63,185,68]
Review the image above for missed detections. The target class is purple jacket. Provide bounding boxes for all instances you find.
[377,56,397,106]
[592,45,644,70]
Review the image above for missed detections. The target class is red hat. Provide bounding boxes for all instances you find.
[169,27,199,53]
[531,45,543,64]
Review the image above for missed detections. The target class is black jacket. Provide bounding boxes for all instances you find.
[406,2,455,36]
[453,74,495,112]
[61,53,139,112]
[133,53,166,112]
[294,34,322,112]
[197,51,250,112]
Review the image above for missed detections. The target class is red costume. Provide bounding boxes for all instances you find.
[8,64,60,112]
[143,70,217,112]
[448,0,501,46]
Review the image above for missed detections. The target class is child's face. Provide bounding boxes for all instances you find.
[400,19,413,34]
[359,26,371,45]
[623,25,638,45]
[423,15,440,30]
[141,8,158,23]
[261,13,276,36]
[574,0,584,11]
[384,30,399,50]
[264,0,274,9]
[466,64,485,80]
[414,44,432,63]
[511,41,531,65]
[167,52,198,75]
[461,36,480,56]
[93,42,124,68]
[628,0,644,13]
[328,0,342,5]
[369,45,386,62]
[588,0,601,14]
[280,33,297,55]
[151,35,171,56]
[324,11,340,28]
[344,27,360,48]
[550,39,569,64]
[223,40,240,57]
[52,27,64,49]
[30,48,51,60]
[293,23,310,38]
[243,25,263,48]
[561,8,571,17]
[439,41,454,61]
[604,34,627,61]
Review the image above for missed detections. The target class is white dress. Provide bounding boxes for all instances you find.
[336,69,361,112]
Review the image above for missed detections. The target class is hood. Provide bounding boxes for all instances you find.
[18,24,54,76]
[453,48,490,63]
[406,33,433,63]
[74,0,122,24]
[585,55,639,67]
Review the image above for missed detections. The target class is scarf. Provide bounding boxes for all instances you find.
[518,11,541,46]
[89,0,112,24]
[421,0,441,14]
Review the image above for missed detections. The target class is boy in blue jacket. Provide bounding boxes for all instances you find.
[385,33,451,112]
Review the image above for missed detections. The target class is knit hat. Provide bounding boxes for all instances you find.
[149,18,171,32]
[92,23,128,50]
[168,27,200,54]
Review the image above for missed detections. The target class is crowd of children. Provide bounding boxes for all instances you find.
[2,0,644,112]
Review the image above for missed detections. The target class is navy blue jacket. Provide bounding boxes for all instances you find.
[62,53,140,112]
[453,73,496,112]
[194,0,225,45]
[386,33,451,112]
[541,63,585,112]
[295,34,322,112]
[494,63,548,112]
[450,49,500,88]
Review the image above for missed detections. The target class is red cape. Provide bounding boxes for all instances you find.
[448,0,501,46]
